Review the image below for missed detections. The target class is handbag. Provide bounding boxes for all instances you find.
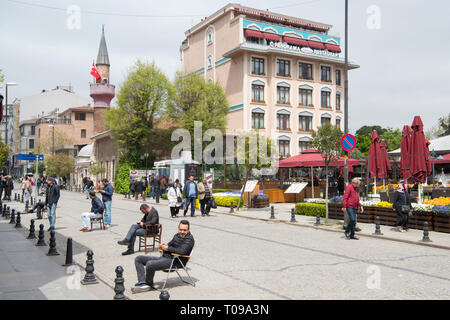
[401,205,411,214]
[210,197,217,209]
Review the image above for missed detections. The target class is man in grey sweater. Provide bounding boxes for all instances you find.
[132,220,195,293]
[118,204,159,255]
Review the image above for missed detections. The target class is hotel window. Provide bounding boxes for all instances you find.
[276,59,290,77]
[299,85,313,106]
[321,114,332,126]
[336,117,341,129]
[298,112,313,132]
[321,89,332,108]
[29,139,34,150]
[336,69,342,86]
[277,82,290,104]
[299,62,313,80]
[31,126,35,136]
[299,138,312,152]
[251,57,265,75]
[278,137,290,158]
[251,81,265,103]
[81,129,86,138]
[336,93,341,111]
[251,109,265,129]
[321,66,331,82]
[75,112,86,121]
[277,110,291,131]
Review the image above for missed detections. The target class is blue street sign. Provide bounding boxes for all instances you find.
[340,134,357,152]
[18,154,44,161]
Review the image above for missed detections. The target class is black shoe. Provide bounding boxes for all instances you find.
[350,236,359,240]
[344,231,350,239]
[117,239,129,246]
[122,249,135,256]
[183,211,187,217]
[47,227,54,232]
[355,227,361,232]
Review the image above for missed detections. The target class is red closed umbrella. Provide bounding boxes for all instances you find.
[400,125,412,180]
[409,116,429,183]
[366,130,386,178]
[380,140,392,176]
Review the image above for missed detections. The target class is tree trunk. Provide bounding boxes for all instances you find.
[237,168,249,212]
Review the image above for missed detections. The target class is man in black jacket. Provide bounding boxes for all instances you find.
[132,220,195,293]
[118,204,159,255]
[80,191,104,232]
[45,177,60,231]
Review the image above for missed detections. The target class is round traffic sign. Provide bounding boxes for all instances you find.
[341,134,357,152]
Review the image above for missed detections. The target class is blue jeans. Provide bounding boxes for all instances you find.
[125,224,146,250]
[86,188,91,199]
[104,201,112,225]
[184,197,196,216]
[47,203,57,228]
[345,207,357,238]
[25,192,30,202]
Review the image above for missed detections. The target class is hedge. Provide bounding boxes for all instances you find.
[295,203,326,218]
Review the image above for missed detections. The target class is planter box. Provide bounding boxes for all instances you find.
[407,211,434,231]
[372,207,397,227]
[433,213,450,233]
[252,198,270,208]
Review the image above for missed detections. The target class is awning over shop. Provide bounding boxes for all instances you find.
[274,149,360,168]
[244,29,264,38]
[324,43,342,53]
[262,32,280,42]
[283,36,309,47]
[307,40,325,50]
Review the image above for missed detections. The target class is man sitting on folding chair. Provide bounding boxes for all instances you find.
[132,220,195,293]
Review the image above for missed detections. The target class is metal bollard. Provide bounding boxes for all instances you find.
[47,230,60,256]
[15,211,23,228]
[6,206,11,219]
[81,250,99,285]
[373,216,383,235]
[421,222,432,242]
[62,238,74,266]
[113,266,126,300]
[270,206,275,219]
[36,224,46,246]
[25,200,29,213]
[315,211,321,226]
[21,194,24,203]
[290,208,297,223]
[1,203,5,217]
[9,209,15,224]
[229,201,234,213]
[159,290,170,300]
[27,220,37,239]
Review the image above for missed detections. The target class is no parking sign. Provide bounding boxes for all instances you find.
[340,134,357,152]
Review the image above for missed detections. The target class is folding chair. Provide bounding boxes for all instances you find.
[160,250,195,290]
[138,224,162,254]
[90,211,105,231]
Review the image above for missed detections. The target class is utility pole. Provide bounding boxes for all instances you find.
[344,0,350,186]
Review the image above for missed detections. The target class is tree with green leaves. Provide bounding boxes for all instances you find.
[169,72,229,148]
[28,162,46,175]
[0,138,10,169]
[438,113,450,137]
[46,153,75,178]
[104,60,173,166]
[311,124,343,223]
[355,125,386,137]
[379,127,402,151]
[88,162,106,188]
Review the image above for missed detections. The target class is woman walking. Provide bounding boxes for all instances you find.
[393,181,413,232]
[167,181,182,218]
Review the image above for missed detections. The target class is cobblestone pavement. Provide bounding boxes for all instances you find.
[2,190,449,300]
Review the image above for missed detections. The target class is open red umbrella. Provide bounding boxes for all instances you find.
[400,125,412,180]
[366,130,386,179]
[409,116,429,183]
[380,139,392,177]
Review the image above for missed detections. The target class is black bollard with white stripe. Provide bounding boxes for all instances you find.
[315,211,321,226]
[62,238,74,266]
[270,206,275,219]
[47,230,60,256]
[9,209,15,224]
[229,201,234,213]
[373,216,383,235]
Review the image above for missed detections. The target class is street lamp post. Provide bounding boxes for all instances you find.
[4,82,17,175]
[343,0,349,186]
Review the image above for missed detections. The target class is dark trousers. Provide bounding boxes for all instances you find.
[395,211,409,229]
[135,255,173,285]
[200,198,211,215]
[184,197,196,216]
[125,224,146,250]
[345,208,357,238]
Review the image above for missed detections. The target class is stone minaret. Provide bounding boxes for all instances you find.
[90,25,115,134]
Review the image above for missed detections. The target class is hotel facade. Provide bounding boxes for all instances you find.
[181,3,359,158]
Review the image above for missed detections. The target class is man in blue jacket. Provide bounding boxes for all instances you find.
[98,178,114,229]
[182,176,198,217]
[45,177,60,231]
[80,191,104,232]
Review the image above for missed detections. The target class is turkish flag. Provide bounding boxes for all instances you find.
[90,61,101,80]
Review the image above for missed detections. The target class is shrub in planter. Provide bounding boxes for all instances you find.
[295,203,326,218]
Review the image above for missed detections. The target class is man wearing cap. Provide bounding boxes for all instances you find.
[342,178,364,240]
[45,177,60,231]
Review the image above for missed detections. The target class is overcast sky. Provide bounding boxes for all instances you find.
[1,0,449,133]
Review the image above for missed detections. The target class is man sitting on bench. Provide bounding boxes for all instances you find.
[132,220,195,293]
[80,191,104,232]
[118,204,159,255]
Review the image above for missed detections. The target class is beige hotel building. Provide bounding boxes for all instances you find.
[181,3,359,158]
